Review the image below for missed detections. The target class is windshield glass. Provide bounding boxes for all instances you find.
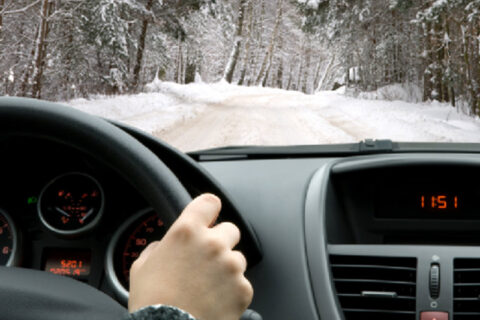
[2,0,480,151]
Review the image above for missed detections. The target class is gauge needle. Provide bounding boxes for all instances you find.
[55,207,71,217]
[80,208,94,222]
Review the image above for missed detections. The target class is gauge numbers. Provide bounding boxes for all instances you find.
[106,209,167,304]
[38,173,104,236]
[0,209,19,266]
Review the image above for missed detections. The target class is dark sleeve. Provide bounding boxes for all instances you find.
[124,305,197,320]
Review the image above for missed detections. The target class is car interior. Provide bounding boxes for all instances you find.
[1,97,480,320]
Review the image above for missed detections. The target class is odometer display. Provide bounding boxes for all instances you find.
[43,248,91,279]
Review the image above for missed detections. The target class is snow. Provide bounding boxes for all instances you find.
[356,83,423,103]
[313,91,480,143]
[67,91,205,134]
[349,67,361,82]
[8,70,14,83]
[297,0,322,9]
[67,81,480,151]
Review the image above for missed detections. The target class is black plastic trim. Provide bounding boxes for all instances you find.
[305,162,344,320]
[331,153,480,174]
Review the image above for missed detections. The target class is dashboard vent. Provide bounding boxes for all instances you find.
[330,255,417,320]
[454,258,480,320]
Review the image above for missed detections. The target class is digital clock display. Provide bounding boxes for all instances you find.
[375,185,480,219]
[420,193,459,211]
[43,249,91,278]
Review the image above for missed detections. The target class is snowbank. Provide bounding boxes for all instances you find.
[67,91,205,134]
[356,83,423,103]
[314,90,480,143]
[145,79,299,105]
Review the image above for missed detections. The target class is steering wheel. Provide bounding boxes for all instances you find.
[0,97,192,319]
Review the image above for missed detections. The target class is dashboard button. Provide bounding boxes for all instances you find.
[420,311,448,320]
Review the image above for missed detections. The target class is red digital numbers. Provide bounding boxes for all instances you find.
[48,260,88,277]
[45,255,90,278]
[60,259,83,268]
[421,195,458,210]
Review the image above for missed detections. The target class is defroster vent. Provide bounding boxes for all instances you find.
[454,258,480,320]
[330,255,417,320]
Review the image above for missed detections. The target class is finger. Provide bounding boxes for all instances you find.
[238,276,254,308]
[211,222,241,249]
[230,250,248,273]
[177,193,222,227]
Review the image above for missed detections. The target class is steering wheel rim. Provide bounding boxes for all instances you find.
[0,96,192,319]
[0,97,192,226]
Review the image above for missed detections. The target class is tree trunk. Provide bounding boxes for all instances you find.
[185,62,196,84]
[316,55,335,92]
[255,0,283,85]
[0,0,4,39]
[302,38,311,93]
[238,0,254,86]
[276,60,283,89]
[249,1,265,86]
[30,0,52,99]
[176,34,183,83]
[262,63,271,87]
[313,59,322,90]
[472,22,480,115]
[286,64,293,90]
[296,56,304,91]
[423,21,433,101]
[132,0,154,91]
[224,0,248,83]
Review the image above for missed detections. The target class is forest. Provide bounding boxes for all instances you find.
[1,0,480,116]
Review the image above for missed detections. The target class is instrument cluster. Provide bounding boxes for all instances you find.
[0,167,167,304]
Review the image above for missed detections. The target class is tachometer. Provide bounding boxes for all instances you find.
[106,208,167,303]
[38,172,104,236]
[0,209,20,266]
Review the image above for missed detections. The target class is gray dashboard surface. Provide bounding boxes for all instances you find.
[201,158,333,320]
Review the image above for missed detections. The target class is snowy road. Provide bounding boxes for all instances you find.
[155,92,372,151]
[69,81,480,152]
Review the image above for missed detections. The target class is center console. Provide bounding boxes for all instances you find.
[305,154,480,320]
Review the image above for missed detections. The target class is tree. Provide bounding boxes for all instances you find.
[255,0,283,86]
[132,0,155,90]
[223,0,248,83]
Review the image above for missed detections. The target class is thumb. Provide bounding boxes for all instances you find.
[175,193,222,228]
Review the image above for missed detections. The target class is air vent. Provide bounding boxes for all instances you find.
[330,255,417,320]
[454,258,480,320]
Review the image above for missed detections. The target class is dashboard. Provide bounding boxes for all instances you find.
[3,126,480,320]
[0,136,157,299]
[200,152,480,320]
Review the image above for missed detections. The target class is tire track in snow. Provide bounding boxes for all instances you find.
[153,92,369,152]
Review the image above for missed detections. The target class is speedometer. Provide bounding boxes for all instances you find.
[105,208,167,303]
[0,208,20,266]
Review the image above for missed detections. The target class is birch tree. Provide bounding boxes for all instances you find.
[223,0,248,83]
[255,0,283,85]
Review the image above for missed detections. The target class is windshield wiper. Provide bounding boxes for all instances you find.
[188,139,394,161]
[188,140,480,161]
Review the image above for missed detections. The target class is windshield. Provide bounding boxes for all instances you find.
[2,0,480,151]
